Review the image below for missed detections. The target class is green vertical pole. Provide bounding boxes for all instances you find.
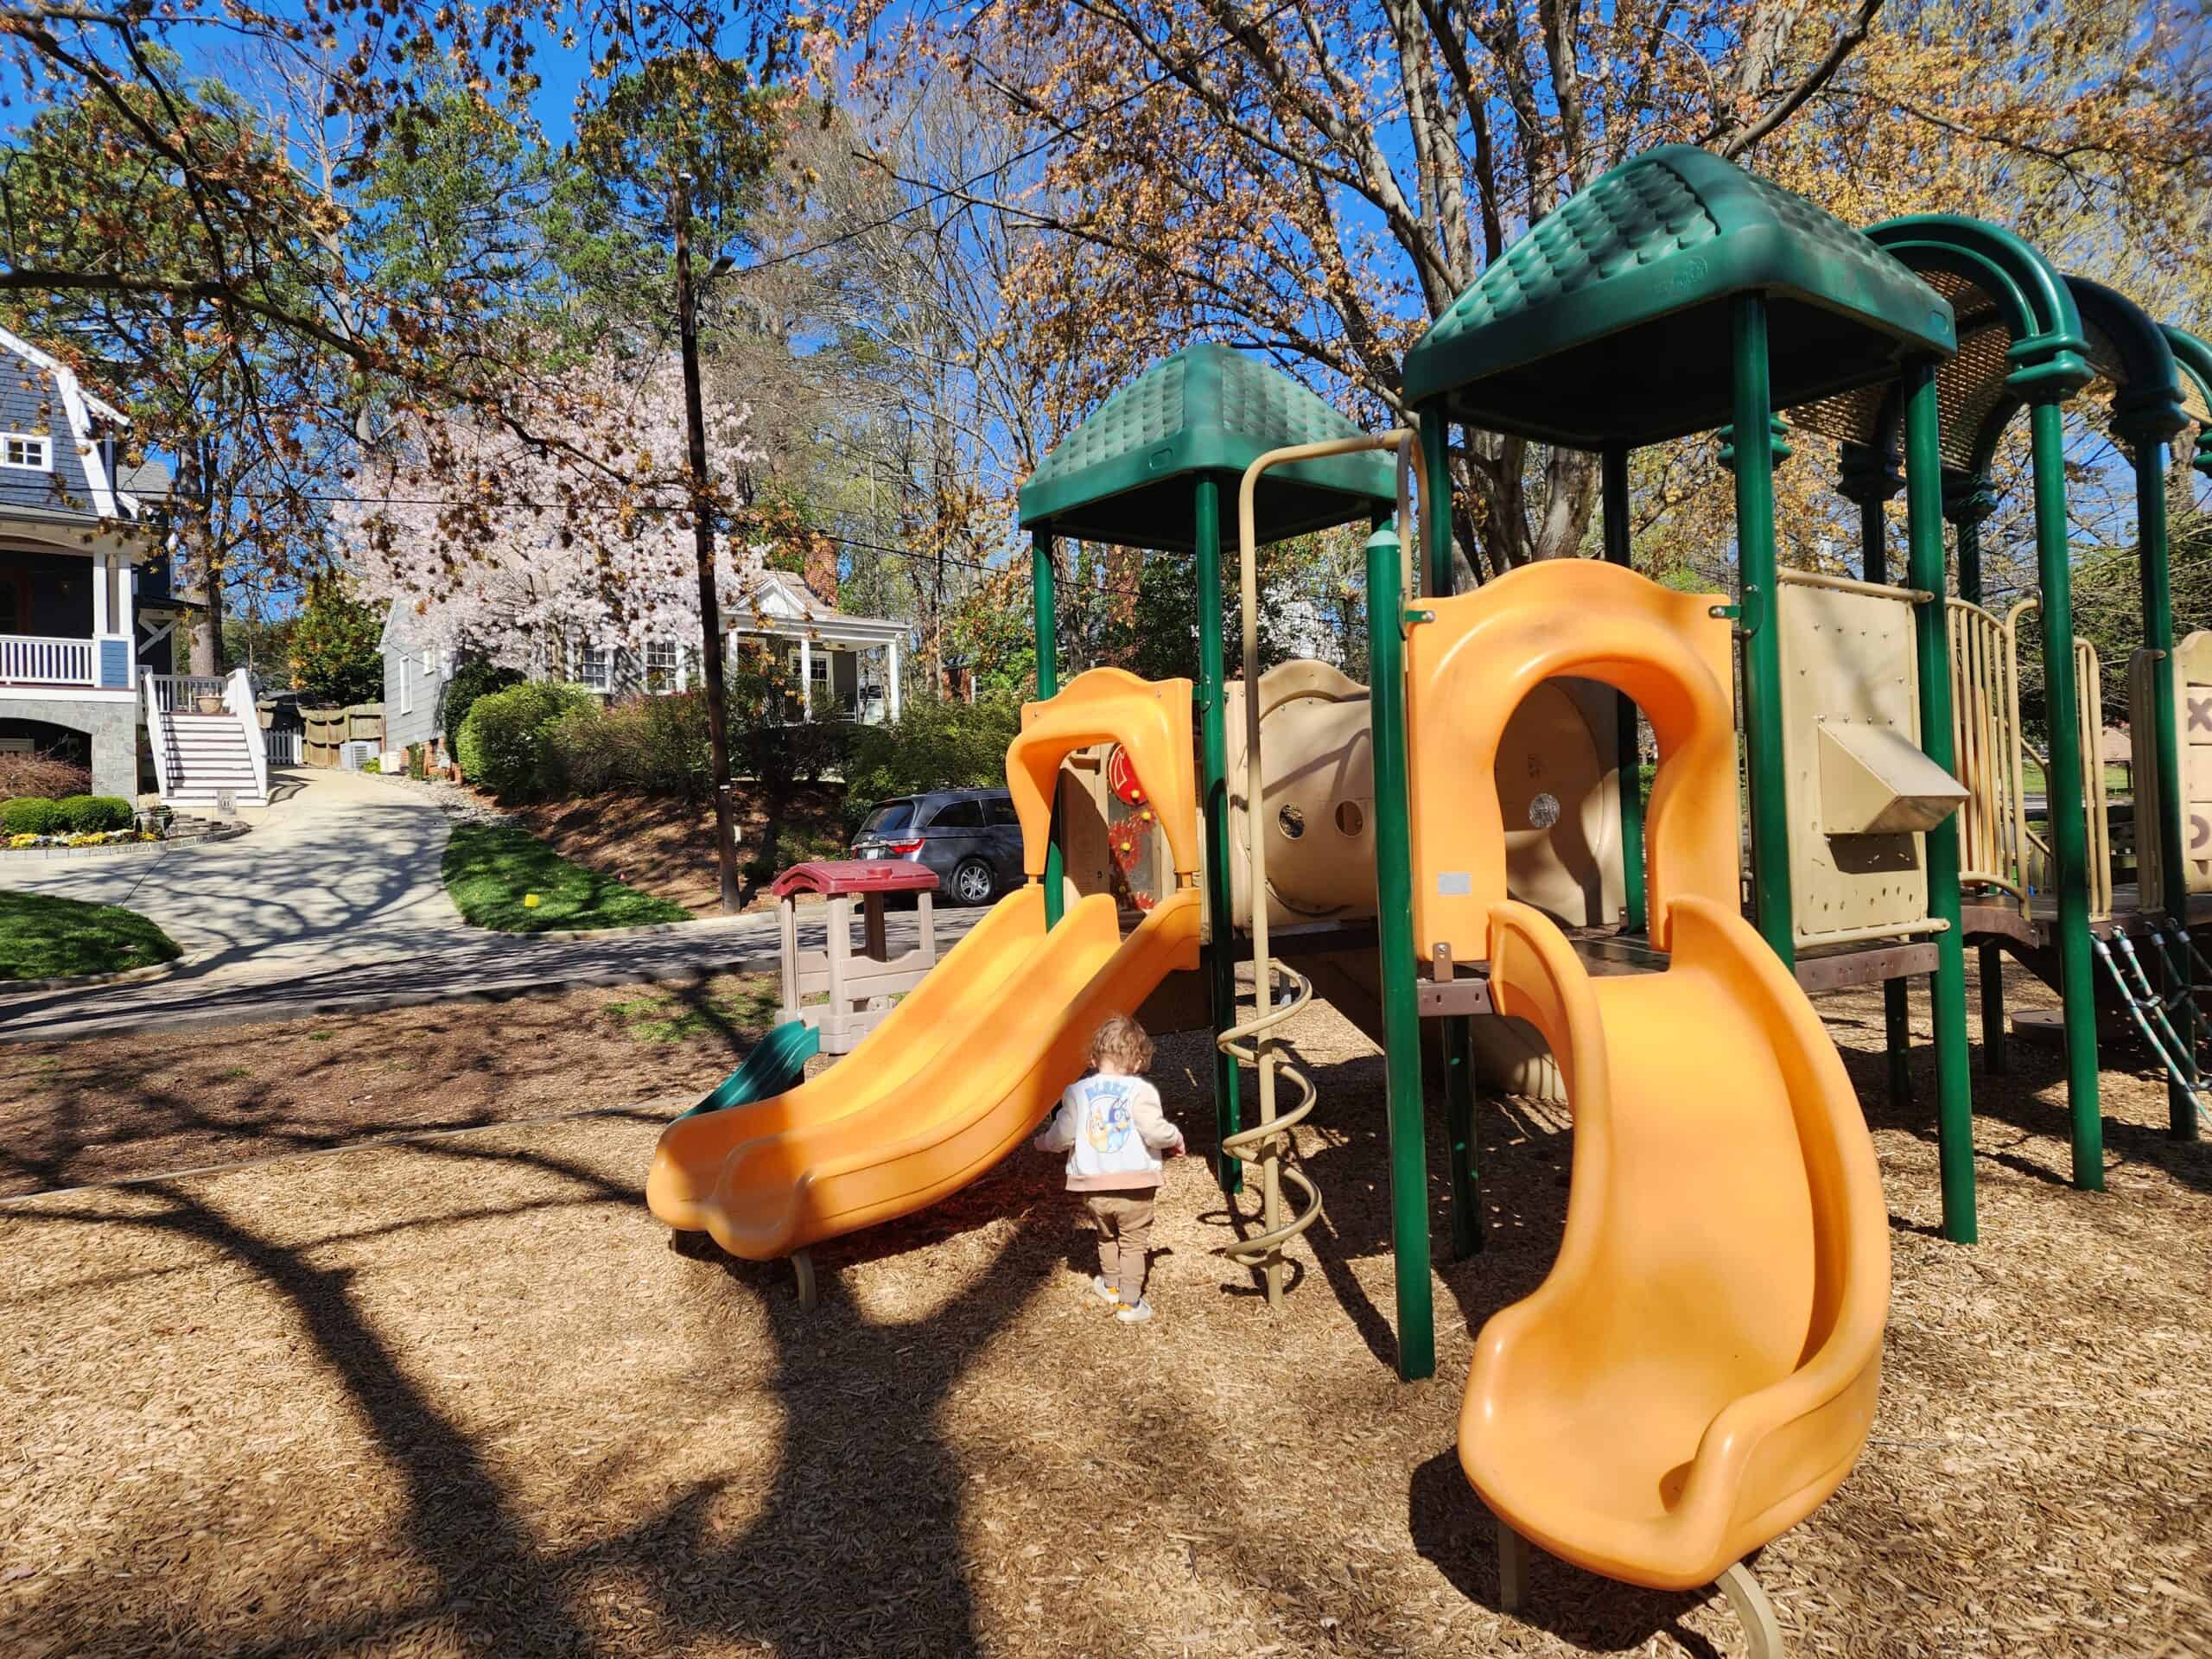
[1903,360,1979,1242]
[1420,407,1481,1259]
[2028,393,2104,1189]
[1194,474,1244,1192]
[1367,519,1433,1381]
[1602,443,1648,936]
[1731,296,1794,966]
[1031,529,1064,931]
[2133,434,2197,1139]
[1885,978,1912,1108]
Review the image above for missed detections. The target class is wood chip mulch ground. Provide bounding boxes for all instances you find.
[512,786,849,914]
[1,957,2207,1657]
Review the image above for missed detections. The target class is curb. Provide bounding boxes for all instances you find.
[0,819,251,862]
[503,913,766,943]
[0,948,203,996]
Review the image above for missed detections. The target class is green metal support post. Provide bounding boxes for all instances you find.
[1367,519,1435,1381]
[1730,296,1795,966]
[1031,529,1064,931]
[1902,363,1980,1243]
[1601,443,1648,937]
[2027,393,2105,1189]
[1193,474,1245,1191]
[2132,433,2198,1140]
[1947,476,2011,1077]
[1421,407,1481,1260]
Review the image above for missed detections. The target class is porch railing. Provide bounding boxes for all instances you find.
[0,633,94,685]
[149,673,232,714]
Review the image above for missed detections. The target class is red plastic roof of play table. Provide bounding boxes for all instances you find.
[770,859,941,898]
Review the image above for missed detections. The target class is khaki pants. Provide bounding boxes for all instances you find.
[1084,1192,1156,1306]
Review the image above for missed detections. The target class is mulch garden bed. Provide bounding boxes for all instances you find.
[512,785,849,914]
[0,957,2206,1657]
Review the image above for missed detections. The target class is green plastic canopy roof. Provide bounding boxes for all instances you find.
[1400,145,1957,448]
[1017,342,1396,552]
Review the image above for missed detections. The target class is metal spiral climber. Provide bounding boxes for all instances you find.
[1215,959,1324,1306]
[1220,424,1423,1308]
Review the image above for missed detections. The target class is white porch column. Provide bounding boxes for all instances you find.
[798,633,812,719]
[887,634,902,721]
[92,553,111,636]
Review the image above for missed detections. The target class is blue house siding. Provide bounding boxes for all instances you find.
[0,353,104,523]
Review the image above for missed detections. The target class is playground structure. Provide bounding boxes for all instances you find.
[767,860,944,1055]
[647,145,2209,1653]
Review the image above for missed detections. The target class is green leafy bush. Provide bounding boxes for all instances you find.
[2,796,60,836]
[842,696,1020,830]
[456,681,598,802]
[405,742,428,780]
[442,658,524,758]
[361,756,382,774]
[546,690,725,801]
[56,795,133,833]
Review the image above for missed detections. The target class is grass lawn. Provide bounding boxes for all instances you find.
[0,889,181,981]
[442,821,692,932]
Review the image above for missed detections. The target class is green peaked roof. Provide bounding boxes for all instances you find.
[1018,342,1395,552]
[1401,144,1956,448]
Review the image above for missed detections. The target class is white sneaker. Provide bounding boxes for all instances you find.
[1115,1299,1154,1324]
[1090,1275,1120,1306]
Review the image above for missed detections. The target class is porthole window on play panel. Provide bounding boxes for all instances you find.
[1335,800,1365,837]
[1277,804,1305,839]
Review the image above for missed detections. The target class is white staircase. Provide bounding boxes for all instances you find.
[147,669,270,810]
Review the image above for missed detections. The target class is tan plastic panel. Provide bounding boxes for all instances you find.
[2132,630,2212,906]
[1816,722,1967,836]
[1222,660,1378,929]
[1778,581,1942,945]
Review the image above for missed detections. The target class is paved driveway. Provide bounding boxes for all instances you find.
[0,768,980,1040]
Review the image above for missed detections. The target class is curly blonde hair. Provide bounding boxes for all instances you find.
[1090,1013,1154,1074]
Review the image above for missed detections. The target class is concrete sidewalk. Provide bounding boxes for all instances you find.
[0,768,981,1041]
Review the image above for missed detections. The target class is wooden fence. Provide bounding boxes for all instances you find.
[300,703,385,768]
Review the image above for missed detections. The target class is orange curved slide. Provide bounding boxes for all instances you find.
[646,886,1201,1259]
[1459,896,1891,1592]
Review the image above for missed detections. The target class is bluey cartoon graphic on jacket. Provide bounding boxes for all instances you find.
[1084,1079,1137,1154]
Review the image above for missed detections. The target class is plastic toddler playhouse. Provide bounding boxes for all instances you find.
[647,145,2210,1657]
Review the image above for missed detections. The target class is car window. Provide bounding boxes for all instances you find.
[985,797,1020,828]
[927,798,984,830]
[859,800,917,836]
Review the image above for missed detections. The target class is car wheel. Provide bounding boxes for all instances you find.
[950,856,997,906]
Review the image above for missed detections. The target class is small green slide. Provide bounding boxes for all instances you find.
[675,1019,821,1122]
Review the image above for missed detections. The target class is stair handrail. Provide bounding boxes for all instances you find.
[227,665,270,803]
[143,673,170,800]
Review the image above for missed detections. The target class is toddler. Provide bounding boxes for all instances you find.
[1032,1014,1183,1323]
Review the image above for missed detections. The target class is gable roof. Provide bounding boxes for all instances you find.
[0,325,139,529]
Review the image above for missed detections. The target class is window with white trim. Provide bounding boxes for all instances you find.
[399,656,412,715]
[2,432,51,471]
[576,646,612,693]
[645,640,679,693]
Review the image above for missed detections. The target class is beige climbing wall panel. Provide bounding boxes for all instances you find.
[2132,629,2212,907]
[1778,576,1955,946]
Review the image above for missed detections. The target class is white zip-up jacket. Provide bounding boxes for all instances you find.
[1033,1072,1183,1192]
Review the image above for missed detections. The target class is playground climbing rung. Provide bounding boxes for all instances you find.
[2091,938,2210,1101]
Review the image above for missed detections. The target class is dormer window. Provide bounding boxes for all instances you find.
[2,433,51,471]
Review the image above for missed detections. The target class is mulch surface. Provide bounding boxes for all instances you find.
[512,786,848,915]
[0,974,776,1198]
[1,957,2208,1657]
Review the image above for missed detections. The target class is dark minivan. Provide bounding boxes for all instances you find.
[849,787,1024,906]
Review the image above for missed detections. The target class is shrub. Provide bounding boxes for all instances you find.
[442,658,524,759]
[56,795,133,833]
[0,748,91,803]
[2,796,61,836]
[405,742,428,781]
[360,756,382,774]
[842,696,1020,830]
[543,691,723,802]
[457,681,598,801]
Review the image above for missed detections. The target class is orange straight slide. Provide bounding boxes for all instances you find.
[646,886,1200,1260]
